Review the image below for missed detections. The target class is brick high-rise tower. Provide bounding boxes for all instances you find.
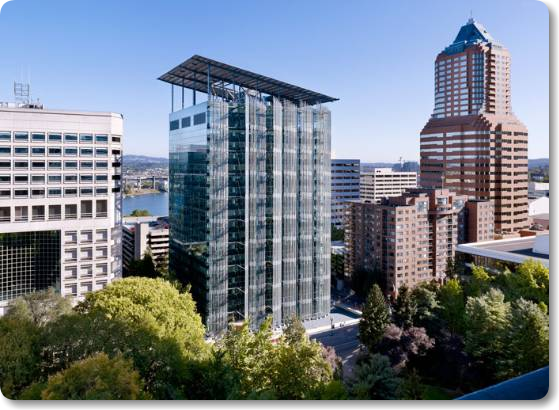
[420,19,529,234]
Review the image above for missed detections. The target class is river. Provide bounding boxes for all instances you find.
[123,192,169,217]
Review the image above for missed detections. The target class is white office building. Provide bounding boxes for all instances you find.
[331,159,360,228]
[360,168,417,203]
[0,103,123,314]
[122,216,169,272]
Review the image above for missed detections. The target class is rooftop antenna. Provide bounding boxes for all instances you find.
[14,81,30,105]
[468,10,474,23]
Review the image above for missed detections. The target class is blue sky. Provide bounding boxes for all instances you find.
[0,0,549,161]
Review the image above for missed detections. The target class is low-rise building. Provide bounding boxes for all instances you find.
[528,182,549,199]
[122,216,169,272]
[456,234,549,273]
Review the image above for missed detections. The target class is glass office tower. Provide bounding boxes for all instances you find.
[161,56,337,334]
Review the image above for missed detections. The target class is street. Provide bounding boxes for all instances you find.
[311,323,362,379]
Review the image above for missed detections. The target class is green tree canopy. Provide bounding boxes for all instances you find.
[347,354,400,399]
[393,285,417,329]
[359,284,391,351]
[499,298,549,379]
[410,285,439,329]
[437,279,465,334]
[129,209,151,217]
[41,353,143,400]
[4,288,72,327]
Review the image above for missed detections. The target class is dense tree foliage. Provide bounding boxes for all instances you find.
[393,285,417,329]
[41,353,143,400]
[359,284,391,351]
[347,354,400,399]
[437,278,465,334]
[129,209,151,217]
[4,288,72,327]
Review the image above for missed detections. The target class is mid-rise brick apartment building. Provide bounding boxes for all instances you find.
[420,19,528,234]
[345,189,493,293]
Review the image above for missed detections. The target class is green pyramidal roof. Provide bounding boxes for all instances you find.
[444,18,500,55]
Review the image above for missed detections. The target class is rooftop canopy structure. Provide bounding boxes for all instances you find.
[158,55,338,106]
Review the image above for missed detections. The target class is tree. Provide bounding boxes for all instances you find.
[41,353,143,400]
[129,209,151,217]
[331,224,345,241]
[347,354,400,399]
[410,285,439,330]
[0,316,42,398]
[393,285,417,329]
[464,289,510,379]
[76,277,208,360]
[496,260,549,306]
[437,279,465,334]
[465,265,493,297]
[499,298,549,379]
[377,324,434,372]
[4,288,72,327]
[359,284,391,351]
[398,368,425,400]
[124,251,158,278]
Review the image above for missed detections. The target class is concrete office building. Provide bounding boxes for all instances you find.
[420,19,529,234]
[160,56,337,334]
[360,168,417,203]
[345,189,493,293]
[331,159,360,228]
[122,216,169,273]
[0,102,123,314]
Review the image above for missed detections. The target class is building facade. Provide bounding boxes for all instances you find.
[420,19,529,234]
[122,216,169,273]
[160,56,336,334]
[0,104,123,314]
[331,159,360,228]
[360,168,417,203]
[345,189,493,293]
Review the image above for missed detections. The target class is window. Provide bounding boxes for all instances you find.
[14,132,28,142]
[31,133,45,142]
[14,161,27,169]
[80,174,93,183]
[64,147,78,156]
[64,161,78,169]
[0,189,10,199]
[64,187,78,196]
[48,133,62,142]
[14,146,29,156]
[0,132,11,142]
[14,206,28,221]
[64,174,78,183]
[96,200,107,217]
[80,187,93,196]
[14,175,28,184]
[181,117,191,128]
[81,200,93,218]
[0,147,10,156]
[31,189,45,198]
[169,120,180,131]
[80,148,93,156]
[95,174,108,182]
[48,161,62,169]
[31,147,45,156]
[0,161,10,168]
[31,175,45,184]
[31,161,45,169]
[95,161,108,169]
[96,187,108,195]
[193,112,206,125]
[48,188,62,197]
[80,161,93,169]
[32,205,45,221]
[80,134,93,143]
[48,175,62,184]
[65,204,78,219]
[95,134,108,143]
[64,133,78,143]
[14,189,29,198]
[112,136,121,143]
[0,175,10,184]
[0,206,10,222]
[95,148,108,157]
[48,147,62,156]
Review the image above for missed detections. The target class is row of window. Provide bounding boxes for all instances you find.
[0,132,113,144]
[0,187,109,199]
[0,160,109,170]
[0,200,108,223]
[0,146,109,157]
[0,174,108,184]
[170,112,207,131]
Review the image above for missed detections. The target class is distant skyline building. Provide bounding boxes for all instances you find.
[122,216,169,274]
[420,19,529,235]
[160,56,337,334]
[331,159,360,228]
[345,189,493,293]
[360,168,417,204]
[0,103,123,314]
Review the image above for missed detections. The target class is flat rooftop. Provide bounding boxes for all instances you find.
[158,55,338,105]
[457,235,549,268]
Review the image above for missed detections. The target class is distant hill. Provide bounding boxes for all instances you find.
[528,158,549,169]
[123,155,168,168]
